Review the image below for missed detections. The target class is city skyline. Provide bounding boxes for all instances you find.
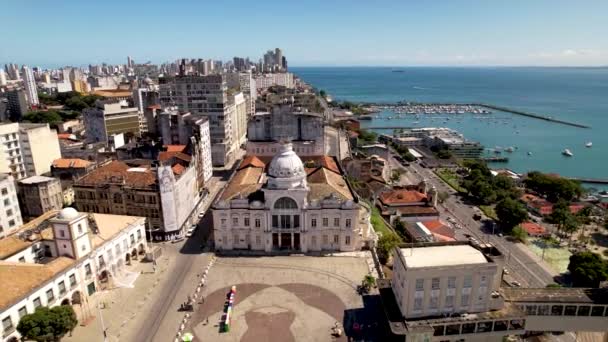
[2,0,608,68]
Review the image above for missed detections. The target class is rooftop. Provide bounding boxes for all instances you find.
[399,245,488,269]
[75,160,157,188]
[379,189,427,206]
[52,158,92,169]
[502,287,608,304]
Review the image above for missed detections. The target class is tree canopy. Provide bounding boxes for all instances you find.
[39,91,103,113]
[23,110,79,126]
[376,233,400,264]
[461,160,520,205]
[524,171,583,202]
[495,197,528,232]
[17,306,78,342]
[567,252,608,287]
[358,129,378,144]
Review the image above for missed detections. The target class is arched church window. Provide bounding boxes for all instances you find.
[274,197,298,210]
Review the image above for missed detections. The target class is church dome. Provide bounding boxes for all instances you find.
[268,142,305,179]
[57,207,80,220]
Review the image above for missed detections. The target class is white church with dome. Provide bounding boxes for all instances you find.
[212,142,374,252]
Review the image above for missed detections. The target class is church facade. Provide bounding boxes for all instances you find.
[212,142,373,252]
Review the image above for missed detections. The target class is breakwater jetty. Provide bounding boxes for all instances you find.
[473,104,590,129]
[566,177,608,185]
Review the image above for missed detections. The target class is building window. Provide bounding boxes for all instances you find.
[5,209,12,217]
[272,215,278,228]
[429,296,438,309]
[480,275,488,286]
[445,295,454,307]
[322,218,328,227]
[33,297,42,309]
[69,274,77,288]
[311,218,317,227]
[431,278,440,290]
[255,235,261,245]
[77,224,83,234]
[18,306,27,318]
[85,264,92,277]
[58,281,66,295]
[334,218,340,227]
[461,294,470,306]
[81,244,86,252]
[244,218,250,227]
[233,234,238,244]
[280,215,291,228]
[333,235,339,244]
[46,289,55,303]
[255,218,261,228]
[414,297,423,311]
[345,219,351,228]
[232,217,238,225]
[0,188,7,195]
[345,236,351,245]
[3,198,9,206]
[136,229,142,241]
[274,197,298,209]
[18,256,25,263]
[60,230,65,238]
[8,219,15,227]
[2,317,14,334]
[463,275,473,288]
[221,219,226,226]
[415,279,424,291]
[293,215,300,228]
[322,235,328,245]
[130,234,135,244]
[448,277,456,288]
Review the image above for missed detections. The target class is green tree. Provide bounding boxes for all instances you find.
[376,233,400,264]
[524,171,583,202]
[567,252,608,287]
[362,274,376,291]
[394,219,407,237]
[358,129,378,144]
[17,306,78,342]
[509,225,528,243]
[437,191,449,204]
[319,90,327,98]
[64,97,88,112]
[23,111,63,126]
[495,198,528,232]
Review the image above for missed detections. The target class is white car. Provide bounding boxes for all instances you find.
[198,212,205,218]
[511,281,521,287]
[185,228,195,237]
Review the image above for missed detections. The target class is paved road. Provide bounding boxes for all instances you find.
[407,161,557,288]
[134,176,226,342]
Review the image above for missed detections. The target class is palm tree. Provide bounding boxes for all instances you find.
[362,274,376,291]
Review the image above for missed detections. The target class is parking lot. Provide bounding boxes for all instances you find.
[184,255,383,342]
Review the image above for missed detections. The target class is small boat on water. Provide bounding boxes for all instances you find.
[505,147,515,153]
[527,152,532,156]
[586,142,593,148]
[562,149,573,157]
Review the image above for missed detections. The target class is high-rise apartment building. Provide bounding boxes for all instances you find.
[0,123,61,179]
[0,69,7,86]
[158,74,247,166]
[21,66,39,107]
[0,174,23,238]
[6,89,28,121]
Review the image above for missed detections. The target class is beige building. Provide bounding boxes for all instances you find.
[213,142,374,252]
[83,100,141,145]
[159,74,247,166]
[391,243,504,320]
[17,176,64,219]
[0,123,61,179]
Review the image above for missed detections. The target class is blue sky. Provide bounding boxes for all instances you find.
[2,0,607,67]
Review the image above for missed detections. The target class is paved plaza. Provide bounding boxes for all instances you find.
[186,255,380,342]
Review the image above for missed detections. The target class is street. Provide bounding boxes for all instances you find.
[406,160,558,288]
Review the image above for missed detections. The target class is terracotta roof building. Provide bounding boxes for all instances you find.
[377,182,440,225]
[213,142,375,253]
[0,208,147,342]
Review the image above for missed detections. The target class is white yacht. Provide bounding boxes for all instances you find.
[585,142,593,148]
[562,149,573,157]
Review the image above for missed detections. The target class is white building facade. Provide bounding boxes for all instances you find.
[20,66,39,107]
[0,174,23,239]
[213,142,373,252]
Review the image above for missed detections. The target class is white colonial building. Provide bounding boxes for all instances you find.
[0,208,147,341]
[212,142,374,252]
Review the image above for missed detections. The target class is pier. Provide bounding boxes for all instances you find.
[474,104,590,129]
[481,157,509,162]
[566,177,608,184]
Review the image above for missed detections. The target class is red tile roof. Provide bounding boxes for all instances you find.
[164,145,187,153]
[239,156,266,170]
[171,164,186,175]
[52,158,92,169]
[75,161,156,188]
[379,189,427,206]
[420,220,456,242]
[57,133,72,140]
[521,222,548,236]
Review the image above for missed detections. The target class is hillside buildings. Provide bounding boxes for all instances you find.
[83,100,142,145]
[17,176,64,220]
[0,208,147,342]
[246,104,325,156]
[0,174,23,239]
[158,74,247,166]
[254,73,294,90]
[212,142,374,252]
[0,123,61,180]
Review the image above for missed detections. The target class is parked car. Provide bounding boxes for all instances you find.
[185,227,195,237]
[511,281,521,287]
[198,212,205,219]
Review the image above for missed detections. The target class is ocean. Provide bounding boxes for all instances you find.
[291,67,608,187]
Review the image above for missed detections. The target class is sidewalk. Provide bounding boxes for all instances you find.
[64,248,174,342]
